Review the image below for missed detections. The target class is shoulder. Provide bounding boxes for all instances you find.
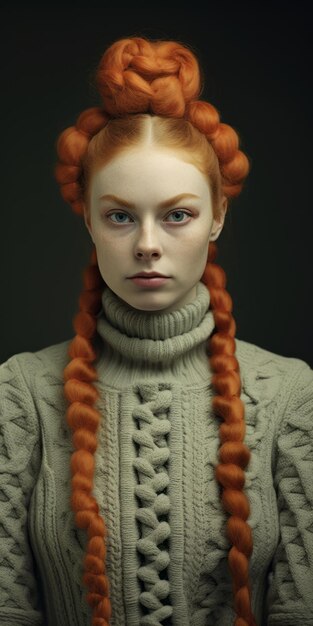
[235,336,310,374]
[0,341,73,475]
[1,339,72,387]
[234,336,312,408]
[0,340,73,448]
[235,336,311,381]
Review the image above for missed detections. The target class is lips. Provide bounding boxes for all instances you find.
[129,273,167,278]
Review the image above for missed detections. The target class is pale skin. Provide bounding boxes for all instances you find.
[84,146,227,313]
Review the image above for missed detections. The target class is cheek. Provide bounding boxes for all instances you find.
[183,231,211,271]
[94,237,126,275]
[183,229,210,255]
[93,230,121,254]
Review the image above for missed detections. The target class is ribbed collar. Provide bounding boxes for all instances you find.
[95,281,215,385]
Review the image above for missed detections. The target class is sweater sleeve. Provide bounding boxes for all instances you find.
[265,360,313,626]
[0,355,44,625]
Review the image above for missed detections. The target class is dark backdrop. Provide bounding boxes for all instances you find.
[1,3,312,366]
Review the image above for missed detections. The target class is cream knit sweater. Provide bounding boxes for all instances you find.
[0,281,312,626]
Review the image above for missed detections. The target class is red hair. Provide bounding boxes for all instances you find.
[55,36,256,626]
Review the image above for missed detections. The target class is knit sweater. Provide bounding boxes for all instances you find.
[0,281,312,626]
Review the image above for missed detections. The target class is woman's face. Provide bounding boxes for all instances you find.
[84,146,226,313]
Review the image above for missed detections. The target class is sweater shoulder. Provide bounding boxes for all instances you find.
[234,336,312,410]
[2,338,73,384]
[235,336,310,378]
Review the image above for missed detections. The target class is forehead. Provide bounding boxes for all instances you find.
[91,146,210,197]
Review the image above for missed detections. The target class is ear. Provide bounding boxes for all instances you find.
[209,196,228,242]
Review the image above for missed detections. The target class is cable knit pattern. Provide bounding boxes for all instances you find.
[0,358,43,625]
[133,383,172,625]
[191,354,288,625]
[265,361,313,625]
[0,283,313,626]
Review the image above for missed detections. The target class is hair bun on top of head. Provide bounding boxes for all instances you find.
[55,35,250,218]
[95,36,203,117]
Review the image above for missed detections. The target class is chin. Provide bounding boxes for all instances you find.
[130,301,168,313]
[126,294,175,313]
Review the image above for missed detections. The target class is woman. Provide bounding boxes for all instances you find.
[0,35,312,626]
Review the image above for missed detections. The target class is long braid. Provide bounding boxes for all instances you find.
[63,247,112,625]
[187,92,256,625]
[188,95,256,625]
[201,243,256,626]
[56,106,114,622]
[55,36,257,625]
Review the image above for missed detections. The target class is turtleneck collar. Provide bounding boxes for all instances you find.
[95,281,215,386]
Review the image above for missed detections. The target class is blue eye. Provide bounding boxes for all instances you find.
[167,210,190,222]
[108,212,130,223]
[106,209,192,224]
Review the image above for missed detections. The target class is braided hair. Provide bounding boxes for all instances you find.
[55,36,256,626]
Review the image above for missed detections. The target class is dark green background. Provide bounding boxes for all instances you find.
[1,3,312,365]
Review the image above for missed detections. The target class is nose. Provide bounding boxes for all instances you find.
[134,224,162,260]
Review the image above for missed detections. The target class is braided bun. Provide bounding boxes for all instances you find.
[95,36,201,117]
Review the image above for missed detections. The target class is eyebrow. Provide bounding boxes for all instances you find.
[99,193,200,210]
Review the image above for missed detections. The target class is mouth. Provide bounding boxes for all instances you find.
[128,275,170,287]
[128,273,169,278]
